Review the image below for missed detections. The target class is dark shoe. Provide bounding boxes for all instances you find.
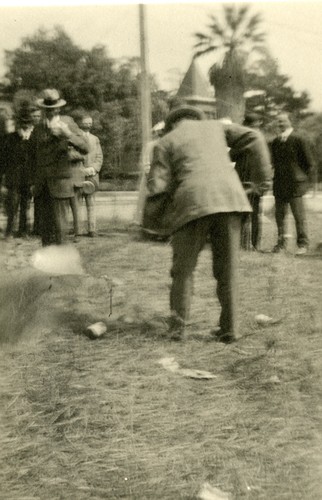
[16,231,27,238]
[168,314,185,341]
[272,244,286,254]
[87,231,96,238]
[210,328,240,344]
[170,329,185,341]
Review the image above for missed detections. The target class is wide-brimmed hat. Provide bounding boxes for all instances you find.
[164,105,205,133]
[36,89,66,109]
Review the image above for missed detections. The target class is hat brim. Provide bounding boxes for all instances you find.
[36,98,66,109]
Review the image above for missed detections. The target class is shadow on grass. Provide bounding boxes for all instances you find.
[295,253,322,260]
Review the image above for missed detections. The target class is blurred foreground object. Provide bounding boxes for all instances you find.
[0,268,52,343]
[31,244,83,275]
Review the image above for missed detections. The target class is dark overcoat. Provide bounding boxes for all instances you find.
[29,116,88,198]
[3,132,32,190]
[270,132,314,200]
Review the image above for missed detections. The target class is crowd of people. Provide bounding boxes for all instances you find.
[0,88,103,246]
[0,90,316,343]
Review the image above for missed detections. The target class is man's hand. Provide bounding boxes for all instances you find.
[84,167,96,176]
[49,119,72,139]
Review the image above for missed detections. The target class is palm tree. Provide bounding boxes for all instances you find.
[194,4,266,123]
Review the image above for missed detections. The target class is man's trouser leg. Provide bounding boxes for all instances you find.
[69,195,80,236]
[53,198,69,245]
[210,213,241,337]
[72,188,83,235]
[289,196,309,248]
[18,188,30,235]
[240,213,251,250]
[274,197,288,248]
[38,186,56,246]
[170,217,211,331]
[32,196,41,235]
[251,194,261,249]
[85,193,96,233]
[5,189,18,236]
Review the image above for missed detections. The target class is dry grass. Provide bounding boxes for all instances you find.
[1,211,322,499]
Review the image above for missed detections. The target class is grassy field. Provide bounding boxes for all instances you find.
[1,210,322,500]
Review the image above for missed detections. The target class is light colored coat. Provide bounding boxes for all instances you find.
[82,132,103,189]
[145,120,272,235]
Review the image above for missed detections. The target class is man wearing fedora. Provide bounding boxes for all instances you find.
[76,113,103,237]
[144,105,272,343]
[29,88,88,246]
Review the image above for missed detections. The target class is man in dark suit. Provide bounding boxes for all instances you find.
[270,113,314,255]
[3,104,34,238]
[29,89,88,246]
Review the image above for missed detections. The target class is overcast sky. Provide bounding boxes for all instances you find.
[0,1,321,111]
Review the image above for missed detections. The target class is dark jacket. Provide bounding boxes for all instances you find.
[270,131,314,200]
[29,116,88,198]
[3,131,33,190]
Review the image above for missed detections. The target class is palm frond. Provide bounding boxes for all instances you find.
[245,13,263,31]
[208,16,225,38]
[235,4,250,26]
[194,45,220,59]
[193,38,215,50]
[194,32,211,41]
[223,4,236,28]
[243,31,266,43]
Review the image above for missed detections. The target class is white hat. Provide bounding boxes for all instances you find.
[37,88,66,109]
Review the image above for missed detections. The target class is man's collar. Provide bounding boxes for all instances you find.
[280,127,293,141]
[18,126,33,140]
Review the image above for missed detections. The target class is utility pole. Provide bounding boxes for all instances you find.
[133,4,152,225]
[139,4,152,170]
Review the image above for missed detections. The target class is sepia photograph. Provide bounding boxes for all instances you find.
[0,1,322,498]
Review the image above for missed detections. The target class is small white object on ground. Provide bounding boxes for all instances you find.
[198,482,231,500]
[158,357,216,379]
[255,314,273,324]
[86,321,107,339]
[267,375,281,384]
[255,314,281,325]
